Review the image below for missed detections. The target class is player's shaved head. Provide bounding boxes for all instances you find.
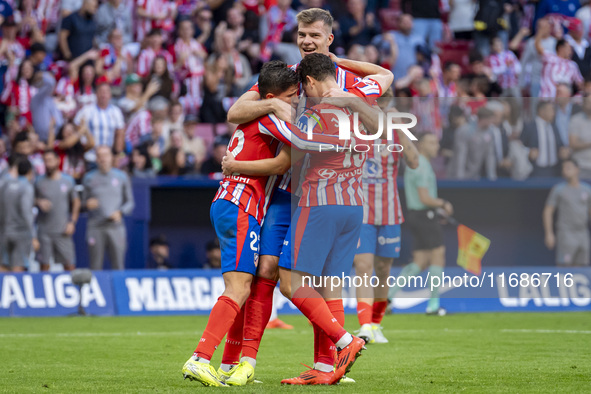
[298,53,336,84]
[258,60,299,98]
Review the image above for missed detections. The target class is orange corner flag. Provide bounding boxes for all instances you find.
[457,224,490,275]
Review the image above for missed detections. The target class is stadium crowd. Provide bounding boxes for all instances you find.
[0,0,589,180]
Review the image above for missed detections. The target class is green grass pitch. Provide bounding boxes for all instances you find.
[1,312,590,392]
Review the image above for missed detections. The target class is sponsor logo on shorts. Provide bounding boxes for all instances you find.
[378,236,400,245]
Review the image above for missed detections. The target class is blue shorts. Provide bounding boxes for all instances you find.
[260,189,294,257]
[279,205,363,277]
[210,199,260,275]
[357,224,401,258]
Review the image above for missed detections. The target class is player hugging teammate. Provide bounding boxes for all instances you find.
[182,8,406,387]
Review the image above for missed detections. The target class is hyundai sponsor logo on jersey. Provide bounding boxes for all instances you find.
[0,272,114,317]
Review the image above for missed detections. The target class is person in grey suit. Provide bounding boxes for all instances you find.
[521,101,570,178]
[82,145,135,270]
[452,107,497,180]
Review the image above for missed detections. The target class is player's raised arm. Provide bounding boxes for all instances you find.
[329,53,394,94]
[227,89,293,125]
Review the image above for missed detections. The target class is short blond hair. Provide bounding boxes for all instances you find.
[296,8,333,30]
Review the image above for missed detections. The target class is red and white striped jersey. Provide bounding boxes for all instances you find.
[136,47,174,78]
[295,103,366,207]
[540,53,583,97]
[99,44,132,86]
[246,64,381,196]
[125,109,152,147]
[362,138,404,226]
[173,38,206,77]
[36,0,61,31]
[1,79,35,124]
[487,50,522,89]
[213,115,286,223]
[136,0,176,42]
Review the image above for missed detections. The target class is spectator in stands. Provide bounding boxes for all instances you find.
[576,1,591,37]
[96,28,133,95]
[180,114,207,171]
[74,79,125,165]
[215,28,252,94]
[0,18,26,73]
[160,146,189,176]
[200,53,232,123]
[48,120,95,181]
[536,22,584,97]
[565,18,591,79]
[0,0,13,28]
[1,58,35,130]
[174,18,207,117]
[260,0,297,60]
[147,234,171,269]
[0,159,36,272]
[200,135,228,176]
[203,238,221,269]
[535,0,581,26]
[403,0,441,50]
[452,107,498,180]
[228,6,259,57]
[163,100,184,143]
[31,71,63,143]
[82,145,134,270]
[129,142,155,178]
[95,0,133,45]
[473,0,509,57]
[487,100,512,178]
[144,55,176,100]
[372,14,423,87]
[194,8,214,50]
[59,0,97,60]
[140,117,166,153]
[117,73,160,120]
[29,42,49,72]
[517,19,555,99]
[487,36,522,97]
[60,0,82,19]
[338,0,380,52]
[543,158,591,266]
[135,0,177,43]
[136,29,174,78]
[569,95,591,178]
[521,100,570,177]
[555,83,580,147]
[35,149,80,271]
[443,105,470,177]
[448,0,476,40]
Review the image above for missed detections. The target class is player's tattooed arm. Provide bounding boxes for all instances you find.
[227,91,292,124]
[328,53,394,93]
[222,145,293,176]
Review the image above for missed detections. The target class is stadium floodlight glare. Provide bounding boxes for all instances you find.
[70,269,93,316]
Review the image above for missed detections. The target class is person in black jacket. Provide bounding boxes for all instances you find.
[565,19,591,81]
[473,0,511,56]
[402,0,442,50]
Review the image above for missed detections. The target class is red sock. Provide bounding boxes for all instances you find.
[195,296,240,360]
[316,299,345,366]
[241,277,277,359]
[290,286,347,344]
[221,305,245,365]
[356,301,372,326]
[372,301,388,324]
[313,322,320,364]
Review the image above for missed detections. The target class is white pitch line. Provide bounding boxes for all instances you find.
[1,328,590,339]
[0,331,201,338]
[501,329,591,335]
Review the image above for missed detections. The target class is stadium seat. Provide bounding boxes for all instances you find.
[436,40,474,74]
